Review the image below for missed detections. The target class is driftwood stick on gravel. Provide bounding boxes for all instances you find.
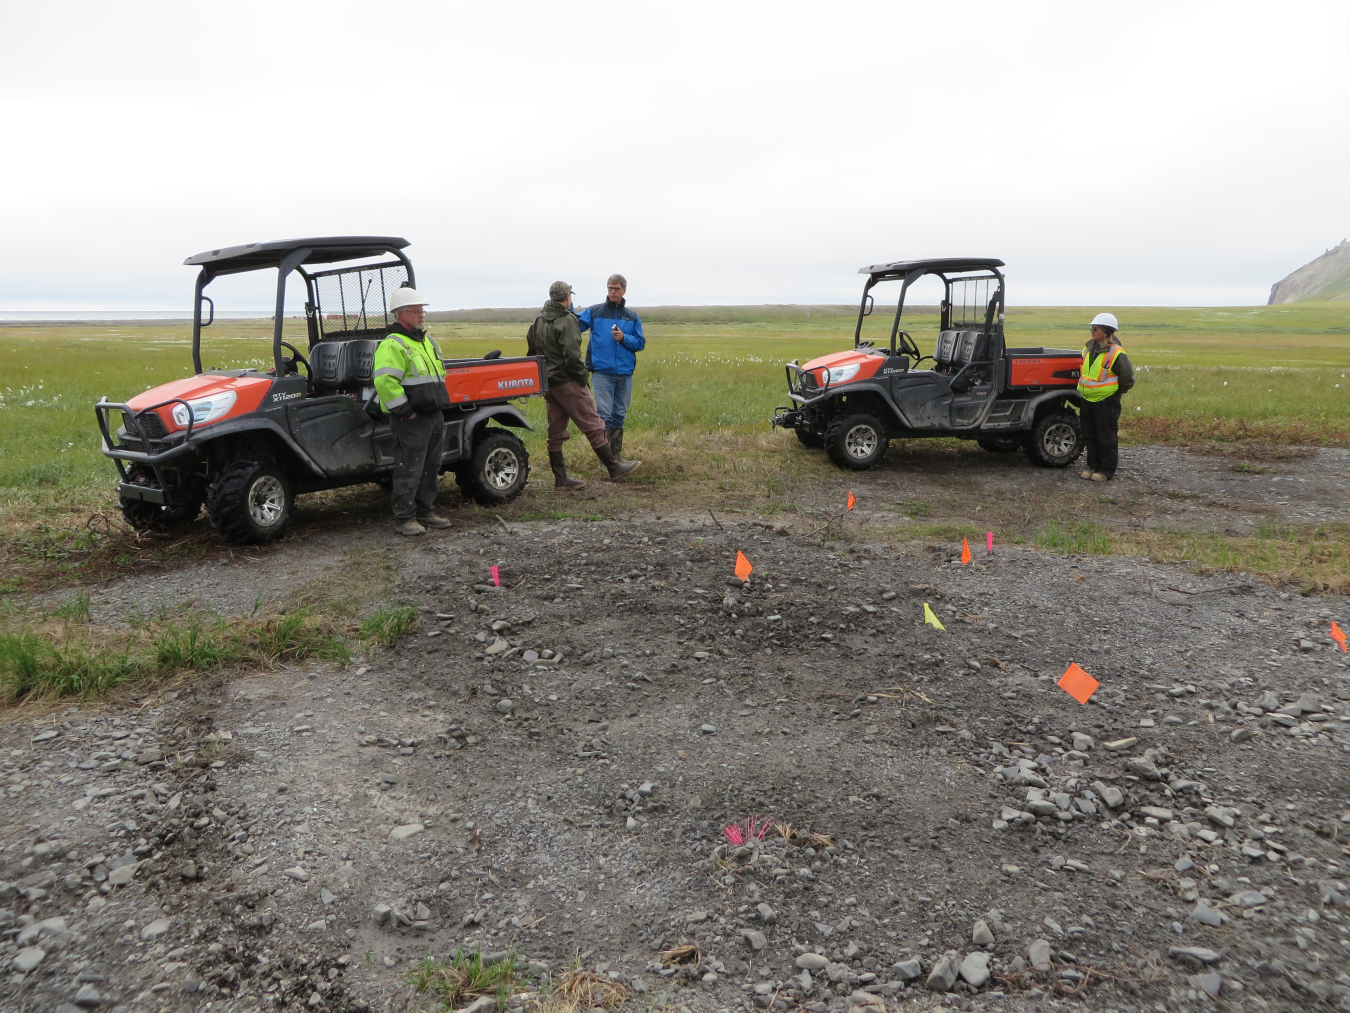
[708,509,725,530]
[1162,582,1251,595]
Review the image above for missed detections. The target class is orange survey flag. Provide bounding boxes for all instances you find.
[960,538,972,565]
[846,491,856,511]
[734,551,753,582]
[1332,621,1348,652]
[1058,663,1099,705]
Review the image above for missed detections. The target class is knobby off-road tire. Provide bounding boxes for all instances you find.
[795,426,824,449]
[824,413,888,470]
[1024,412,1084,468]
[455,429,530,505]
[119,497,201,533]
[977,436,1024,454]
[206,457,293,544]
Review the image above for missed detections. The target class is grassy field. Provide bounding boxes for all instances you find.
[1,301,1348,601]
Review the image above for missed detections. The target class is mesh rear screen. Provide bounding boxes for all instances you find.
[311,262,409,338]
[948,275,998,330]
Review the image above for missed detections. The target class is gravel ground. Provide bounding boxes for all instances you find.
[2,449,1349,1013]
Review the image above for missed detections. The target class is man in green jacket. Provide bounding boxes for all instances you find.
[526,281,639,488]
[373,287,453,535]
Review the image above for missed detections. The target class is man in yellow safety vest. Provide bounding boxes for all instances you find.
[1076,312,1135,482]
[373,287,453,535]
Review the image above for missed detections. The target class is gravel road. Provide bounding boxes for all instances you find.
[2,451,1348,1013]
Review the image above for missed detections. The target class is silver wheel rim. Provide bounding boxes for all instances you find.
[1041,422,1076,459]
[483,447,520,491]
[248,474,287,527]
[845,424,879,459]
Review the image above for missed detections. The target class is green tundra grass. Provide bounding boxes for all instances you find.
[1,301,1348,598]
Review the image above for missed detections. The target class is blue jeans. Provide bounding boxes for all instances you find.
[591,371,634,429]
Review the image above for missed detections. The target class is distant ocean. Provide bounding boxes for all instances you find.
[0,311,294,322]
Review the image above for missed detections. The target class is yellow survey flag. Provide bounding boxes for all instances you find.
[923,602,946,631]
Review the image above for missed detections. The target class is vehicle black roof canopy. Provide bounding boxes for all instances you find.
[185,237,410,276]
[859,257,1004,280]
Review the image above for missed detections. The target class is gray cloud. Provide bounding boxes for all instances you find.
[1,1,1346,310]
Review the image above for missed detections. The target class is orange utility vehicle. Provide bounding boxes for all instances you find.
[96,237,544,543]
[772,258,1085,470]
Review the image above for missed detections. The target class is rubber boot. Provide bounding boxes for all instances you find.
[611,428,625,462]
[549,451,586,490]
[594,440,640,480]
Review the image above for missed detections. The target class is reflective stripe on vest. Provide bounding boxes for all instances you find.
[1078,345,1123,402]
[388,333,446,385]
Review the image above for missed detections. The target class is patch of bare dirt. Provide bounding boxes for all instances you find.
[1,508,1346,1013]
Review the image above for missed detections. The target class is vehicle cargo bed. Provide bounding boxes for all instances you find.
[1004,347,1080,388]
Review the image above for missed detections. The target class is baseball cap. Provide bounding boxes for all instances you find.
[549,281,573,301]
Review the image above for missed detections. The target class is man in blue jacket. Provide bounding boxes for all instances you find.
[577,274,644,462]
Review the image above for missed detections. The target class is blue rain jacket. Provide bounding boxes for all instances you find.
[578,299,645,376]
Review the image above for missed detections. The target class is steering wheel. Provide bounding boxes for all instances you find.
[278,341,311,379]
[896,329,928,361]
[895,330,923,359]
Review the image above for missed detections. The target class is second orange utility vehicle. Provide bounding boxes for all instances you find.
[772,258,1086,470]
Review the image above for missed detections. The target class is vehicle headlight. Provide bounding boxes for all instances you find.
[823,363,861,384]
[171,390,237,428]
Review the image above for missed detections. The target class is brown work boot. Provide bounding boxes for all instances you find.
[594,441,640,480]
[394,518,426,536]
[417,511,452,529]
[1079,469,1094,480]
[1090,472,1108,482]
[549,450,586,489]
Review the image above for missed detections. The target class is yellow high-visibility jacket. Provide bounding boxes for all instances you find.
[373,329,448,415]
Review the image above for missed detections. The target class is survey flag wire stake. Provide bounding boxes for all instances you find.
[923,602,946,631]
[1332,621,1347,652]
[846,491,856,511]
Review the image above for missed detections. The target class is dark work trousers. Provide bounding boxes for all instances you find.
[390,412,445,521]
[1080,394,1122,478]
[543,381,609,452]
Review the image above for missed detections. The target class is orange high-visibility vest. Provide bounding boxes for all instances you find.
[1078,344,1125,401]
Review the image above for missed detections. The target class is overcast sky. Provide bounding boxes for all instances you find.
[2,1,1347,311]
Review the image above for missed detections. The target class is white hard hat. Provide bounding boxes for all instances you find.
[390,287,429,312]
[1090,312,1119,331]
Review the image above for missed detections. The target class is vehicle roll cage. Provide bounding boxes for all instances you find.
[185,237,414,376]
[852,257,1007,355]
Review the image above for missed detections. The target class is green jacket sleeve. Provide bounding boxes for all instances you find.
[1113,351,1135,395]
[372,337,410,413]
[558,313,588,385]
